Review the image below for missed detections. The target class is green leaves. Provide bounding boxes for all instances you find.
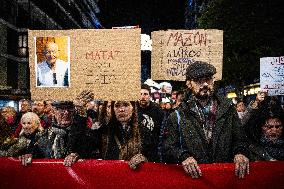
[197,0,284,86]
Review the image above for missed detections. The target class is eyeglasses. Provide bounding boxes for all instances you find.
[263,124,283,129]
[193,77,214,85]
[45,50,58,55]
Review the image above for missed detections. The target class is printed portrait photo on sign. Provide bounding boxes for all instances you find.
[35,36,70,87]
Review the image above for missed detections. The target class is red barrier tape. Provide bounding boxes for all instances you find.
[0,158,283,189]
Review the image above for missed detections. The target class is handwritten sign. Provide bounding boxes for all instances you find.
[260,56,284,96]
[29,29,141,101]
[151,29,223,81]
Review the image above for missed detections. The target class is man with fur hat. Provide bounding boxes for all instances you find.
[164,61,250,178]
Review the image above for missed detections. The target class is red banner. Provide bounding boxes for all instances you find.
[0,158,283,189]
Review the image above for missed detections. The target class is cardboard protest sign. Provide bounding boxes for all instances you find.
[151,29,223,81]
[260,56,284,96]
[29,29,141,101]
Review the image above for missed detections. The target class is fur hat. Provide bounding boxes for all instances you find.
[186,61,217,80]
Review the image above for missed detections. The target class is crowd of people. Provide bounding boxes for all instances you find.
[0,61,283,179]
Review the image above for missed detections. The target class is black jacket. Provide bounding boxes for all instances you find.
[164,94,249,164]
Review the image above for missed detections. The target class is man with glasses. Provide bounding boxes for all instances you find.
[37,42,69,87]
[164,61,250,179]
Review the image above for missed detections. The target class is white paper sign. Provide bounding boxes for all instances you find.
[260,56,284,96]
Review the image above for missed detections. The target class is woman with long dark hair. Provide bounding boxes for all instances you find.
[98,101,147,169]
[65,100,147,169]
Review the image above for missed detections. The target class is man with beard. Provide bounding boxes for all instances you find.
[164,61,250,179]
[138,84,164,162]
[37,42,69,87]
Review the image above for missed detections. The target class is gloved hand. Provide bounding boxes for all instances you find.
[64,153,80,167]
[182,156,202,178]
[19,154,33,166]
[128,153,148,170]
[234,154,250,178]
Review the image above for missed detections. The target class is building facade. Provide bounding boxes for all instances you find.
[0,0,101,101]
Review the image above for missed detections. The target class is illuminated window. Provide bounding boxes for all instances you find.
[18,33,28,57]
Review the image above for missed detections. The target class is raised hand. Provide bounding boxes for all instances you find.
[73,90,94,117]
[74,90,94,107]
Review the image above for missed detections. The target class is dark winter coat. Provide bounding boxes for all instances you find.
[0,129,50,158]
[45,114,88,158]
[138,101,164,162]
[243,97,284,161]
[163,94,249,164]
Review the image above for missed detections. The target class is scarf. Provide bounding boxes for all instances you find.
[194,97,217,143]
[51,126,70,158]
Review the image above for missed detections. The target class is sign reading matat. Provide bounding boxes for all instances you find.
[29,29,141,101]
[151,29,223,81]
[260,56,284,96]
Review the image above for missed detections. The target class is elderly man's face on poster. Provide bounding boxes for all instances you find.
[44,42,59,65]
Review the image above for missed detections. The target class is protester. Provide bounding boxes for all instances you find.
[14,100,51,138]
[37,42,69,87]
[138,84,164,162]
[0,106,18,132]
[0,113,12,146]
[44,100,54,121]
[64,100,157,170]
[18,99,32,114]
[32,100,52,129]
[0,112,50,166]
[15,99,32,127]
[49,101,74,158]
[92,100,112,129]
[172,90,185,110]
[244,97,284,161]
[164,61,250,179]
[48,90,95,159]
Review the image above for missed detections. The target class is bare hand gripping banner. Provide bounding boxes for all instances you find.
[28,29,141,101]
[151,29,223,81]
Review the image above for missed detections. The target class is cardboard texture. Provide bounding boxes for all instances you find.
[29,29,141,101]
[151,29,223,81]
